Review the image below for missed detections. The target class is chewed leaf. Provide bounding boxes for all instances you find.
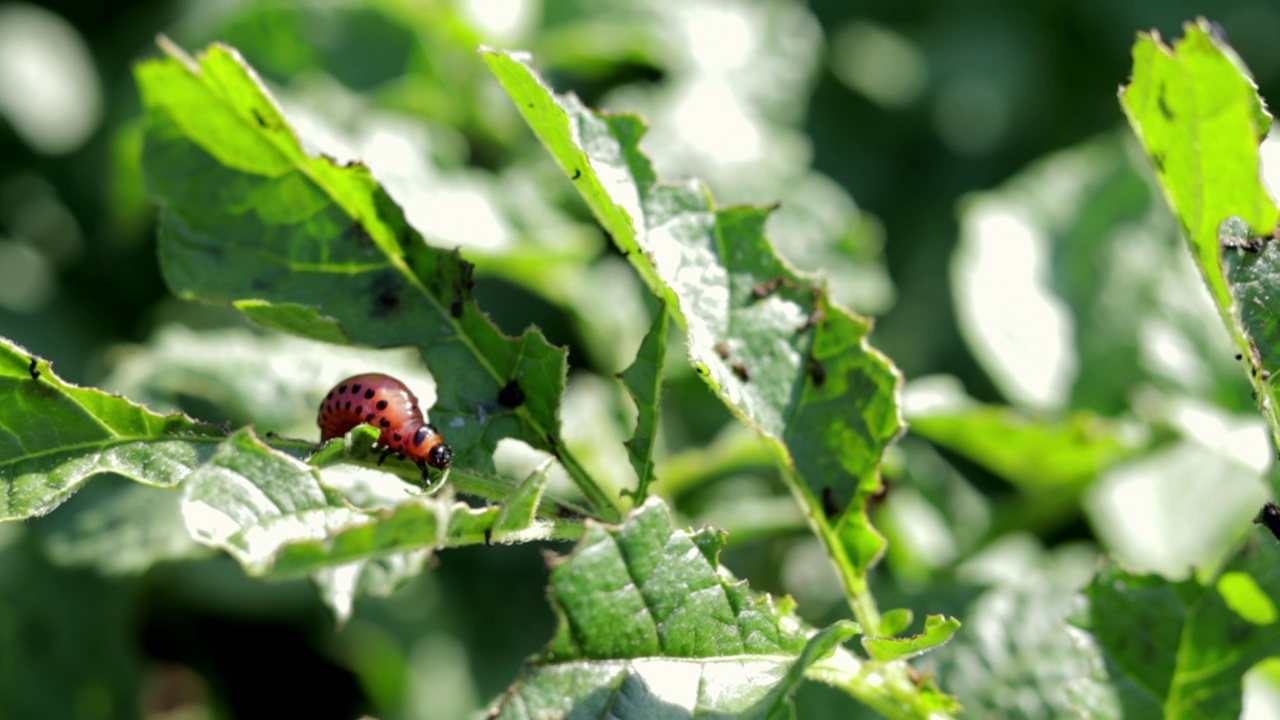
[491,457,551,539]
[1121,20,1280,450]
[136,41,618,520]
[0,336,224,520]
[483,49,902,584]
[487,499,953,718]
[183,428,573,578]
[862,615,961,662]
[619,306,667,503]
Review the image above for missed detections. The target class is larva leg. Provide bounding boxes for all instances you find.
[378,447,392,466]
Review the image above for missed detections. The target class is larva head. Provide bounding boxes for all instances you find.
[427,442,453,470]
[410,424,452,470]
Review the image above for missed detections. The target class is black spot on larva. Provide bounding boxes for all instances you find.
[1255,502,1280,542]
[28,357,39,380]
[353,384,363,393]
[364,388,374,399]
[498,380,525,408]
[714,342,730,359]
[365,413,375,423]
[731,362,751,382]
[808,357,826,386]
[380,418,391,428]
[355,406,363,416]
[339,385,348,393]
[345,401,352,410]
[414,426,430,446]
[376,400,388,410]
[392,432,402,442]
[571,168,582,180]
[326,390,334,400]
[822,486,840,519]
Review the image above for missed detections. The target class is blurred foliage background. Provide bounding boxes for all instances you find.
[4,0,1280,718]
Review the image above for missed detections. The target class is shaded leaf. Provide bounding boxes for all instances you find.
[33,478,208,574]
[0,529,142,717]
[1075,540,1280,718]
[618,305,667,503]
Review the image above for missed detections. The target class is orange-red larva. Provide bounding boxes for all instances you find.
[318,373,453,474]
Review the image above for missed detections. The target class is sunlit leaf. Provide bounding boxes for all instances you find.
[486,499,954,718]
[135,40,619,520]
[1121,19,1280,449]
[482,49,902,609]
[0,336,224,520]
[862,615,960,662]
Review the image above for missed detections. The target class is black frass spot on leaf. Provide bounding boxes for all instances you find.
[368,271,404,317]
[498,380,525,408]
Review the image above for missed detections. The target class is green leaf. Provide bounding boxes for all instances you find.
[618,305,667,503]
[33,478,209,574]
[878,608,914,637]
[135,40,618,521]
[182,427,574,579]
[1077,541,1280,718]
[1121,20,1280,444]
[105,324,596,519]
[0,336,224,520]
[909,402,1140,493]
[862,615,960,662]
[482,49,902,616]
[487,499,953,719]
[491,457,552,539]
[916,539,1116,719]
[0,528,142,717]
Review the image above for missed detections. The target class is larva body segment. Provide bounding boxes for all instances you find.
[318,373,453,472]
